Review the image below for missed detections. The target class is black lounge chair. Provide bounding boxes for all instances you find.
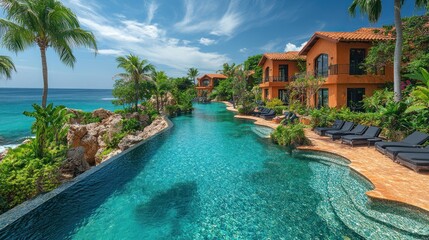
[385,145,429,160]
[375,131,429,154]
[314,120,345,136]
[326,124,367,140]
[261,109,275,120]
[282,112,298,125]
[253,107,269,116]
[395,152,429,172]
[340,126,381,147]
[325,121,354,137]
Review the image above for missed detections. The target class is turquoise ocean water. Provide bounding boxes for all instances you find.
[1,103,428,239]
[0,88,117,151]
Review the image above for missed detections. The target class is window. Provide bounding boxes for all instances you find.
[265,67,270,82]
[350,49,366,75]
[264,89,269,99]
[315,54,328,77]
[347,88,365,111]
[279,65,288,81]
[278,89,289,104]
[202,79,210,86]
[317,88,329,108]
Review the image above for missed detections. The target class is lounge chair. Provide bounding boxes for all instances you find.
[253,107,269,116]
[261,109,275,120]
[395,152,429,172]
[326,124,367,140]
[375,131,429,154]
[385,145,429,160]
[282,112,298,125]
[314,120,345,136]
[340,126,381,147]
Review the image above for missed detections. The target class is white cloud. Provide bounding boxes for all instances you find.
[199,37,217,46]
[284,41,308,52]
[63,0,230,76]
[145,1,158,23]
[239,48,248,53]
[96,49,124,56]
[260,39,282,52]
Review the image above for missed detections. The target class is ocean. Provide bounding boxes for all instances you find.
[0,88,118,152]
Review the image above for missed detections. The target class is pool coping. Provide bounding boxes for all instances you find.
[0,116,174,231]
[222,102,429,214]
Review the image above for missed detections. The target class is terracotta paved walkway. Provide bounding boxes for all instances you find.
[224,103,429,213]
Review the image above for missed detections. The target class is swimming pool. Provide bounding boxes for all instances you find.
[1,103,428,239]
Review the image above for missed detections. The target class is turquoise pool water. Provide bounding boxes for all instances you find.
[1,103,428,239]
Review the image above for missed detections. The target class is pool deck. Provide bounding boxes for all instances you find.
[223,102,429,213]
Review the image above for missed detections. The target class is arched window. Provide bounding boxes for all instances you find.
[265,67,269,82]
[202,79,210,86]
[315,54,328,77]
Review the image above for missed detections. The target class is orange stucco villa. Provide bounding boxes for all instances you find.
[196,73,227,97]
[258,51,305,102]
[299,28,393,110]
[260,28,393,110]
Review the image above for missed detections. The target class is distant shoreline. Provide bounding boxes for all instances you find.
[0,87,114,90]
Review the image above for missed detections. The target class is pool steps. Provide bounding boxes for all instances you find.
[296,152,429,239]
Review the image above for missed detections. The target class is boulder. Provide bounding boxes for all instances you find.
[137,117,168,140]
[92,108,113,120]
[118,134,143,151]
[67,124,87,147]
[0,149,9,162]
[80,134,99,165]
[60,147,90,180]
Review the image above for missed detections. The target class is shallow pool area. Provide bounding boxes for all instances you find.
[1,103,429,239]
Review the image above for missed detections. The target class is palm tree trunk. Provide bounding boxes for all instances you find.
[40,47,48,108]
[135,79,139,112]
[156,93,160,113]
[393,0,403,102]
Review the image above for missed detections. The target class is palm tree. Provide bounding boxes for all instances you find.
[218,63,237,78]
[152,71,171,112]
[116,54,155,112]
[349,0,428,102]
[0,0,97,108]
[187,68,199,85]
[0,55,15,79]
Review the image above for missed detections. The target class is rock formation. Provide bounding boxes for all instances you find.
[59,147,90,180]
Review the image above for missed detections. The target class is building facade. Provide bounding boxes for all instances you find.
[195,74,227,97]
[258,51,305,102]
[299,28,393,110]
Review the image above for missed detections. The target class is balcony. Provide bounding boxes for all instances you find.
[329,64,385,76]
[262,76,289,83]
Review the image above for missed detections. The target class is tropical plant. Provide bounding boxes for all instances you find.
[112,77,152,110]
[152,71,172,112]
[0,0,97,108]
[348,0,429,102]
[0,55,15,79]
[404,67,429,112]
[362,88,394,112]
[187,67,199,85]
[115,54,155,112]
[288,73,325,108]
[23,104,72,158]
[243,54,263,87]
[218,63,238,78]
[265,98,284,109]
[211,78,233,100]
[271,124,310,148]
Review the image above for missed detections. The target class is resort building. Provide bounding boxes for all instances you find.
[196,73,227,97]
[258,51,305,102]
[299,28,394,110]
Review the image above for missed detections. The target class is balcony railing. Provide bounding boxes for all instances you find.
[262,76,289,83]
[329,64,385,76]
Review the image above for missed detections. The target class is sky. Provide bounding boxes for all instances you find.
[0,0,425,89]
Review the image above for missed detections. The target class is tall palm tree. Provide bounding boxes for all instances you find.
[116,54,155,112]
[217,63,237,78]
[187,68,199,85]
[0,0,97,108]
[349,0,428,102]
[0,55,15,79]
[152,71,171,112]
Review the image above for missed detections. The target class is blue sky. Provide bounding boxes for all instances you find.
[0,0,425,89]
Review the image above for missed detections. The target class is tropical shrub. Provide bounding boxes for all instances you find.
[211,78,233,100]
[404,67,429,113]
[273,106,288,115]
[265,98,284,109]
[122,118,141,133]
[271,124,310,148]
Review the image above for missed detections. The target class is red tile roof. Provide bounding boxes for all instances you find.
[300,28,394,55]
[198,73,227,80]
[258,51,305,66]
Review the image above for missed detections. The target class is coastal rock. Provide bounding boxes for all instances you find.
[137,117,168,140]
[0,149,9,162]
[93,108,113,120]
[60,147,90,180]
[102,149,122,163]
[80,134,99,165]
[67,109,84,124]
[118,134,143,151]
[67,124,88,147]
